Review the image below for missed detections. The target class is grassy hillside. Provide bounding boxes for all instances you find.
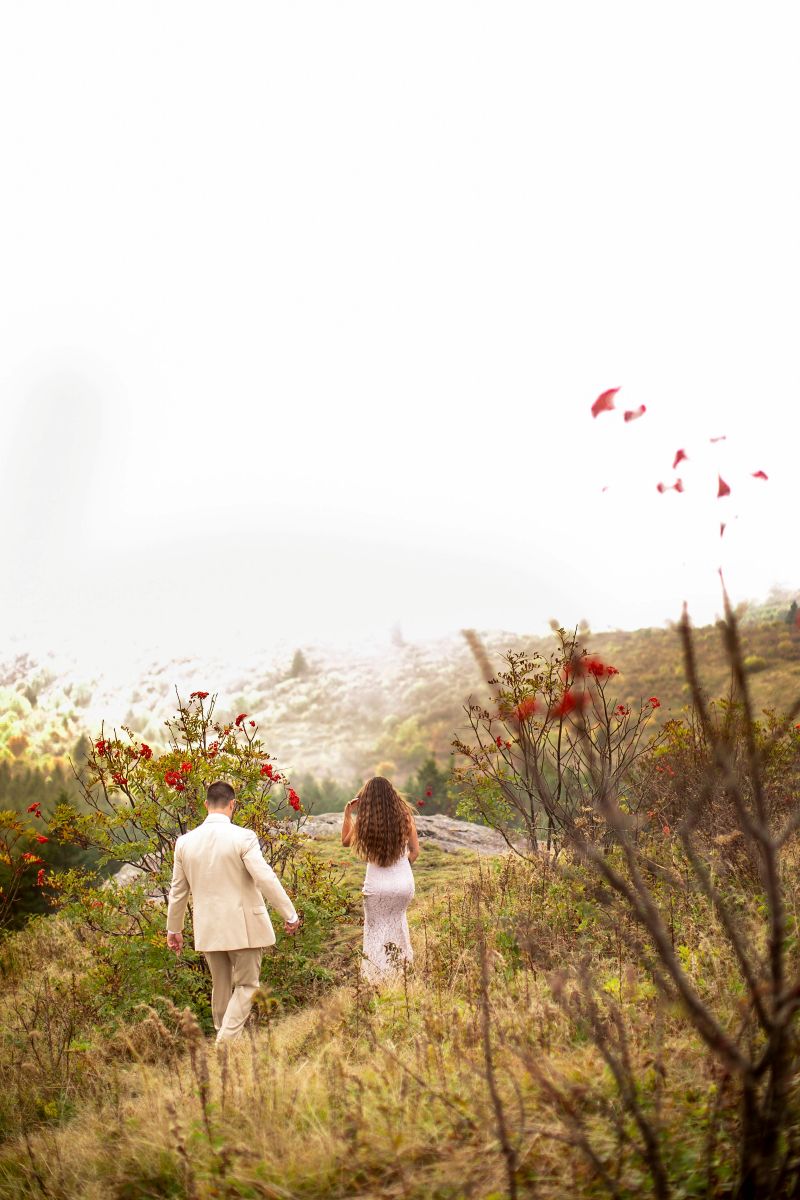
[0,835,788,1199]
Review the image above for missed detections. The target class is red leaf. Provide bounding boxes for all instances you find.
[591,388,619,418]
[752,470,768,480]
[717,475,731,498]
[515,697,540,721]
[672,449,687,469]
[623,404,646,423]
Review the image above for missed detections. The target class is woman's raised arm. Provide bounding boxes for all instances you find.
[341,797,358,847]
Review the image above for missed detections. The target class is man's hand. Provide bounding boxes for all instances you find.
[167,931,184,955]
[284,916,301,935]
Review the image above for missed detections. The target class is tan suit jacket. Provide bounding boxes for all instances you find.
[166,813,298,952]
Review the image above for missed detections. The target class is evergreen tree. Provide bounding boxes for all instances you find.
[290,649,309,677]
[404,756,453,816]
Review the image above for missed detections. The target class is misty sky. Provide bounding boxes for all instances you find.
[1,2,797,671]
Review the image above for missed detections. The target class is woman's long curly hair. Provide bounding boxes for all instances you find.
[352,776,414,867]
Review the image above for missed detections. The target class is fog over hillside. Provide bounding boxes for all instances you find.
[3,591,799,783]
[0,628,535,779]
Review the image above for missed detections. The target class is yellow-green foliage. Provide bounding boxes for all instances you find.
[0,840,790,1199]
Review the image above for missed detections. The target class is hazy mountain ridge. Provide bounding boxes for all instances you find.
[2,602,799,782]
[0,630,537,779]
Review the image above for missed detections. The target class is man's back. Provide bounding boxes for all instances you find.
[167,812,297,952]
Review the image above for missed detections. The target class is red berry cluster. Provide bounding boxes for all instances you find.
[95,738,153,762]
[565,658,619,680]
[586,658,619,678]
[551,690,591,718]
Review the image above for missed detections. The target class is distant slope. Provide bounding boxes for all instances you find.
[2,610,799,781]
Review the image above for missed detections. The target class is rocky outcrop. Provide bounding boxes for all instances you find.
[112,857,160,888]
[110,814,512,891]
[303,811,513,856]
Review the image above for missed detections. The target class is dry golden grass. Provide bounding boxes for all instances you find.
[0,846,769,1199]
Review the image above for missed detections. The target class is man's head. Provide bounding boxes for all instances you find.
[206,781,236,817]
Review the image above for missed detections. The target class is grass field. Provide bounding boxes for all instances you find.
[1,830,783,1199]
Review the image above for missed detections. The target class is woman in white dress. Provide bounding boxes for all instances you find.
[341,776,420,984]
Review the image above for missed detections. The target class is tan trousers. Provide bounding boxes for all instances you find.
[203,947,264,1042]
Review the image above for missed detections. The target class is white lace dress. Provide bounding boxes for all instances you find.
[361,850,415,983]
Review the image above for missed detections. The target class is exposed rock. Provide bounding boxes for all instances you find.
[109,814,514,895]
[109,854,161,890]
[303,811,513,856]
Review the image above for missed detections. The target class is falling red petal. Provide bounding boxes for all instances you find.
[674,478,684,493]
[623,405,647,423]
[710,435,727,443]
[591,387,619,418]
[656,482,666,494]
[717,475,731,498]
[673,449,688,469]
[720,523,727,538]
[752,470,768,481]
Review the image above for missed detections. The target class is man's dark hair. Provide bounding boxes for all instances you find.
[206,781,235,809]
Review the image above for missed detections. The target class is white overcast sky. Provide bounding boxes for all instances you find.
[1,2,797,670]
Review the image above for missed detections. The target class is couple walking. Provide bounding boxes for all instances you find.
[166,776,419,1042]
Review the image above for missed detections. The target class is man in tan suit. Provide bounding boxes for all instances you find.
[166,781,300,1042]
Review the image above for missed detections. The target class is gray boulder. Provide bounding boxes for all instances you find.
[303,811,514,856]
